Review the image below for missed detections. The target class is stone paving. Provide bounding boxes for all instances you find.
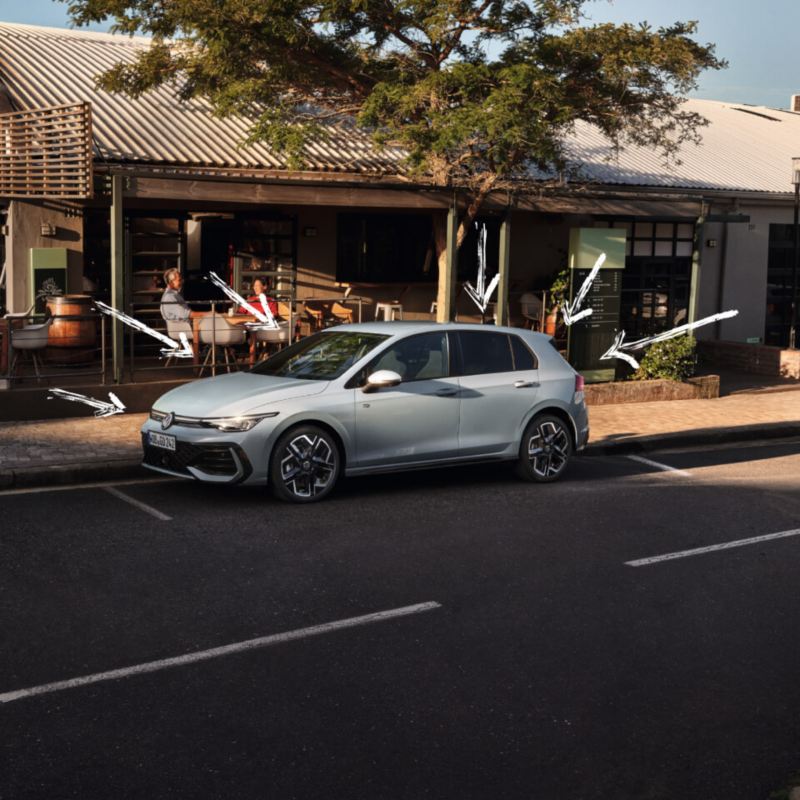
[1,388,799,472]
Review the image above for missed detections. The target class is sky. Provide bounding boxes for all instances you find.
[0,0,797,109]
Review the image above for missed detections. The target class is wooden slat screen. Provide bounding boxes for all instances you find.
[0,102,93,199]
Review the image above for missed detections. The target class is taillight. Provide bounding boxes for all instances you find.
[573,373,585,403]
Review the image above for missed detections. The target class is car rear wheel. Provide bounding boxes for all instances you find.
[270,425,341,503]
[515,414,573,483]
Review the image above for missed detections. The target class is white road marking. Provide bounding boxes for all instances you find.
[626,528,800,567]
[0,477,178,497]
[103,486,172,521]
[0,602,442,705]
[626,454,691,477]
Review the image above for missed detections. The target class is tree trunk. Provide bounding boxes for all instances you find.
[431,174,499,322]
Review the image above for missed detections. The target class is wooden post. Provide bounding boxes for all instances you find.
[689,202,709,325]
[436,204,458,323]
[496,212,511,326]
[110,174,124,383]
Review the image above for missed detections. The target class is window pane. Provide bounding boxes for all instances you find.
[655,223,674,238]
[370,332,448,381]
[458,331,513,375]
[633,240,653,256]
[510,335,536,370]
[612,221,633,233]
[634,222,654,238]
[677,223,694,239]
[655,241,673,257]
[675,241,693,257]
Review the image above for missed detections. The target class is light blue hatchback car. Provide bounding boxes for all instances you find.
[141,322,590,502]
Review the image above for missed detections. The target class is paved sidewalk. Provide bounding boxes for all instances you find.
[1,390,799,488]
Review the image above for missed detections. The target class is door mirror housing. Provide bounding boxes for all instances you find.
[363,369,402,393]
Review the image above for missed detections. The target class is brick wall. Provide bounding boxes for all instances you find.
[698,340,800,379]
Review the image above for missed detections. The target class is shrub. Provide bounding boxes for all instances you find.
[631,335,697,382]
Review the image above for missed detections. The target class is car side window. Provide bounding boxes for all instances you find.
[510,335,537,370]
[368,332,449,382]
[457,331,513,375]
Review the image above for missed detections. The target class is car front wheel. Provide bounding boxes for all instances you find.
[270,425,341,503]
[515,413,573,483]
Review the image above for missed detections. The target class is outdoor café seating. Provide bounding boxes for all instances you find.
[198,314,246,375]
[10,318,53,381]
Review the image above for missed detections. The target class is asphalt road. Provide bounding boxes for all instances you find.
[2,438,800,800]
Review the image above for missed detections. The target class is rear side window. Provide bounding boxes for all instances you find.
[457,330,513,375]
[510,335,537,370]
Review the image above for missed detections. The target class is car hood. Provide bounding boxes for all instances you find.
[152,372,329,417]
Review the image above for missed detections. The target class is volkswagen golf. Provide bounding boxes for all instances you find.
[141,322,589,502]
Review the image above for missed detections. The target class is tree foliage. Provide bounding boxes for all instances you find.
[65,0,724,247]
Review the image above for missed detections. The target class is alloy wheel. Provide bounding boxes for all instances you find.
[527,419,571,479]
[278,433,337,499]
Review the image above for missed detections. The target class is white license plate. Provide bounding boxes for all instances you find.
[149,431,176,451]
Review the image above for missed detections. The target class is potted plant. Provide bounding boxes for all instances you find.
[544,267,569,336]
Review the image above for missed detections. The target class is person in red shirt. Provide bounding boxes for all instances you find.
[239,278,278,318]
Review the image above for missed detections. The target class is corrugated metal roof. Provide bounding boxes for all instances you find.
[564,102,800,194]
[0,22,798,194]
[0,22,407,175]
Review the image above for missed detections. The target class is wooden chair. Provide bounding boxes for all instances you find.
[329,302,354,325]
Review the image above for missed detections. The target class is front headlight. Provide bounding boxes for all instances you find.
[202,412,279,432]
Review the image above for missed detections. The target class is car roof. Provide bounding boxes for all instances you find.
[327,320,553,343]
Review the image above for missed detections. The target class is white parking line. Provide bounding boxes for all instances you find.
[0,477,179,497]
[104,486,172,521]
[0,602,442,705]
[626,454,691,477]
[626,528,800,567]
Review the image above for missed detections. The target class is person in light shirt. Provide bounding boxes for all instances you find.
[160,268,207,358]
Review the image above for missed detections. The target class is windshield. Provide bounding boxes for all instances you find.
[251,331,389,381]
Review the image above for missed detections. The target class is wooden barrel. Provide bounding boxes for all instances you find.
[45,294,97,365]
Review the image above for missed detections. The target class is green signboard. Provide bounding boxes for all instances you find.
[566,229,626,383]
[29,247,68,314]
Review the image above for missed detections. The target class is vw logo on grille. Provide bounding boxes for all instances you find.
[161,412,175,430]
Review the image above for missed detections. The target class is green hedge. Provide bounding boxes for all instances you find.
[631,335,697,382]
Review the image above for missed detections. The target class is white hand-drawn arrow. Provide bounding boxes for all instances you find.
[464,223,501,314]
[47,388,127,417]
[561,253,606,326]
[600,309,739,370]
[207,271,278,330]
[94,301,193,358]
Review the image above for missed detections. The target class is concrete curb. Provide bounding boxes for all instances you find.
[1,422,799,489]
[583,421,800,456]
[0,458,145,490]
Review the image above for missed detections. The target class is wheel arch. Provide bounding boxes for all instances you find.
[267,417,348,474]
[523,404,579,449]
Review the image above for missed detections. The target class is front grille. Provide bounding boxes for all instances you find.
[194,445,238,475]
[141,434,251,480]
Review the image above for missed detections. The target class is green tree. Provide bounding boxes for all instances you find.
[66,0,724,268]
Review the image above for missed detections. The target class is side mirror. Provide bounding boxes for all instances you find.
[363,369,402,393]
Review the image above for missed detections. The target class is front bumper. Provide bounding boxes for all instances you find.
[141,433,254,483]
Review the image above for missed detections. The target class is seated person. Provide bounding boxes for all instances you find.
[161,268,199,322]
[160,268,206,356]
[239,278,279,318]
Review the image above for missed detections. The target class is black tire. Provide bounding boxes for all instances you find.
[269,424,341,503]
[515,413,573,483]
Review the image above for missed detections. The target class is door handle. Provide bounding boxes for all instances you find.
[435,387,459,397]
[513,380,539,388]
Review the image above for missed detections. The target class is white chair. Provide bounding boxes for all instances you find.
[253,320,291,359]
[10,318,52,381]
[375,302,404,321]
[519,292,545,330]
[164,318,193,367]
[198,314,245,375]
